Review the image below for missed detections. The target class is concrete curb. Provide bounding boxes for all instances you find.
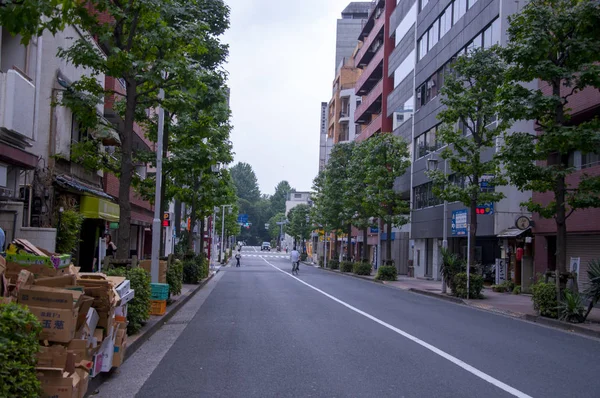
[315,266,600,339]
[86,272,216,396]
[523,314,600,339]
[406,287,465,304]
[317,266,384,284]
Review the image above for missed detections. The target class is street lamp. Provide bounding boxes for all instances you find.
[426,155,448,293]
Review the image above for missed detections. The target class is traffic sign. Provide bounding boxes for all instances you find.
[237,214,248,223]
[452,209,468,236]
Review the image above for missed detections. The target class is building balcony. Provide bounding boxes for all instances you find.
[358,0,385,40]
[355,79,383,124]
[356,46,384,96]
[355,14,385,68]
[355,114,382,142]
[0,70,35,140]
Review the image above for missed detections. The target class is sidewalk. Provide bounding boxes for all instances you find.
[86,270,218,396]
[317,266,600,338]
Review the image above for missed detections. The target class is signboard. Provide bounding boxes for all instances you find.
[495,258,507,284]
[370,227,379,233]
[162,212,171,227]
[480,174,494,190]
[570,257,581,274]
[237,214,248,223]
[475,202,494,215]
[451,209,468,236]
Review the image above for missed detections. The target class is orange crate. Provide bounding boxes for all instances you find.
[150,300,166,315]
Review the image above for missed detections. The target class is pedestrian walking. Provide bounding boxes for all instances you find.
[290,246,300,275]
[235,251,241,267]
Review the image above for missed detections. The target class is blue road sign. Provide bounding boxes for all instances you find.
[237,214,248,223]
[451,209,468,236]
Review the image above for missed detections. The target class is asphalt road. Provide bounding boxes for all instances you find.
[97,246,600,398]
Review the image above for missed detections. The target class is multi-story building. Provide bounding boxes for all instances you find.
[410,0,534,282]
[532,86,600,288]
[328,56,362,145]
[335,2,371,73]
[318,101,331,171]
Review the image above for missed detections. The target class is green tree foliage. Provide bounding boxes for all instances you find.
[231,162,261,203]
[0,0,76,44]
[0,302,42,398]
[267,212,286,242]
[499,0,600,294]
[105,267,151,335]
[359,133,410,262]
[55,208,84,255]
[287,204,311,250]
[270,181,294,215]
[53,0,230,258]
[428,48,509,267]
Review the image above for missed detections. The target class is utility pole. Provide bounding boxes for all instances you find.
[220,205,232,263]
[150,84,165,284]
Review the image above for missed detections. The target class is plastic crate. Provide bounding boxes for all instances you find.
[150,283,169,300]
[150,300,167,315]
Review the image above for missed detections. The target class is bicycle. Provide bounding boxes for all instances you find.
[292,261,300,275]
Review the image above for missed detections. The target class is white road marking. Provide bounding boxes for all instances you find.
[261,257,533,398]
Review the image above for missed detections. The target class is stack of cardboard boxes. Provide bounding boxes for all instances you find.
[0,240,135,398]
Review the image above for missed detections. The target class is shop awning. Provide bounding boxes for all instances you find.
[497,227,530,238]
[80,196,120,222]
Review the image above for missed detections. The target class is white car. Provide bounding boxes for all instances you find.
[261,242,271,251]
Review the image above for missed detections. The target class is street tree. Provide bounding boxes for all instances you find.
[428,48,509,268]
[287,204,311,251]
[360,133,411,264]
[54,0,230,258]
[230,162,261,203]
[267,212,286,243]
[0,0,76,43]
[270,181,294,216]
[349,141,376,261]
[500,0,600,296]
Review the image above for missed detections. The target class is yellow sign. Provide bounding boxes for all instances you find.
[80,196,120,222]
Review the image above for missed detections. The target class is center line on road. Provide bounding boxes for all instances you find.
[261,257,533,398]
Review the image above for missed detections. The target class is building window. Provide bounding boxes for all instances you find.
[394,50,415,88]
[413,182,441,209]
[570,150,600,169]
[418,35,428,60]
[393,96,414,130]
[395,3,417,46]
[454,0,467,23]
[415,125,441,159]
[439,5,452,37]
[420,0,429,12]
[428,19,439,50]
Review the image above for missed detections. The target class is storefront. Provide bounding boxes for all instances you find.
[79,195,120,272]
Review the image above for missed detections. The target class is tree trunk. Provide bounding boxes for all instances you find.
[346,223,352,261]
[187,188,197,251]
[199,218,205,257]
[159,112,169,257]
[116,80,137,259]
[362,227,368,261]
[555,172,567,301]
[386,216,392,265]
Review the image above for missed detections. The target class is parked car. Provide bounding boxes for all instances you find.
[261,242,271,251]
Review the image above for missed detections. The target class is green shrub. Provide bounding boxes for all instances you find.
[106,267,151,335]
[300,252,308,261]
[328,259,339,270]
[512,285,521,295]
[375,265,397,281]
[453,272,484,299]
[167,259,183,297]
[340,261,354,273]
[0,302,42,398]
[183,258,200,284]
[318,258,324,267]
[531,280,558,318]
[55,208,84,255]
[501,280,515,292]
[583,259,600,321]
[491,284,507,293]
[558,290,585,323]
[353,262,372,275]
[440,248,465,292]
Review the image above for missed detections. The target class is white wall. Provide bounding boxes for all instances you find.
[413,238,426,278]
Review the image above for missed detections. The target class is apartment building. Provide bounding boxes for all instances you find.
[532,86,600,288]
[328,56,362,145]
[318,101,331,172]
[410,0,534,282]
[336,3,371,73]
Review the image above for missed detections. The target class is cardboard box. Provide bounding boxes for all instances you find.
[36,345,75,370]
[19,286,83,343]
[67,339,92,363]
[119,288,135,306]
[35,274,77,288]
[99,331,116,373]
[38,369,80,398]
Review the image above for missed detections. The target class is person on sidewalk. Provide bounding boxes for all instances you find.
[235,250,241,267]
[290,246,300,275]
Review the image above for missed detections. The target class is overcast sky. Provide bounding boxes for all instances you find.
[223,0,353,196]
